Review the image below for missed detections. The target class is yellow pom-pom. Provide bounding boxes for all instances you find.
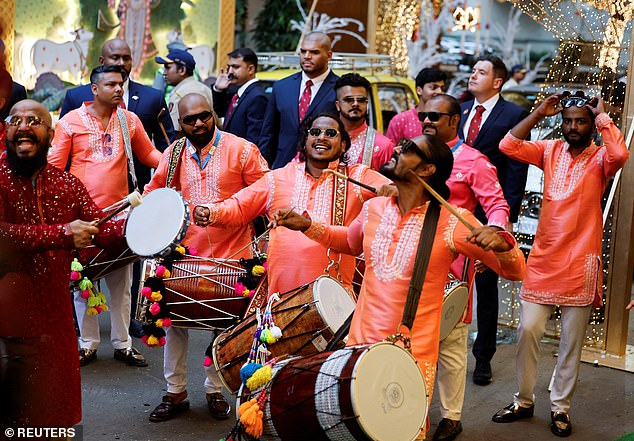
[242,288,251,297]
[147,335,159,346]
[163,269,171,278]
[101,304,109,312]
[156,319,164,327]
[86,307,99,316]
[175,245,186,255]
[246,365,272,390]
[251,265,265,276]
[151,291,163,302]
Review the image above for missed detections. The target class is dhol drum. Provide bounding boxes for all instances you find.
[239,342,427,441]
[439,279,469,341]
[125,187,190,258]
[137,258,268,330]
[213,276,356,393]
[76,243,137,281]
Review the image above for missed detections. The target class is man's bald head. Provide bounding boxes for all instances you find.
[302,32,332,50]
[178,93,212,116]
[100,39,133,75]
[10,99,53,127]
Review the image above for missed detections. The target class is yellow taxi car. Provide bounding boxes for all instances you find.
[255,52,417,134]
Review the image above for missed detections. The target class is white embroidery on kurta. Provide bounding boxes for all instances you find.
[548,143,598,200]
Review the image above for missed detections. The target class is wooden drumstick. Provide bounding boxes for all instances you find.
[322,168,378,194]
[95,191,143,226]
[157,108,172,147]
[408,170,476,231]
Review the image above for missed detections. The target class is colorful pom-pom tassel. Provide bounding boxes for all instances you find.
[80,290,90,299]
[79,278,93,290]
[234,282,246,296]
[141,286,152,299]
[251,265,265,276]
[147,335,159,346]
[242,288,251,298]
[270,326,282,339]
[175,245,186,255]
[203,356,212,367]
[149,302,161,315]
[259,328,270,343]
[156,265,167,277]
[239,362,262,384]
[246,365,272,390]
[189,247,198,256]
[70,271,81,281]
[86,307,98,316]
[151,291,163,302]
[70,258,83,272]
[162,318,172,327]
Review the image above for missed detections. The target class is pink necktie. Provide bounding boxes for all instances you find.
[466,105,485,146]
[298,80,313,121]
[224,93,239,124]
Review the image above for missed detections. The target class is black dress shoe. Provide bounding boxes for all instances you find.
[79,348,97,367]
[473,359,492,385]
[551,411,572,437]
[206,392,231,420]
[114,347,148,367]
[149,395,190,422]
[492,403,534,423]
[433,418,463,441]
[129,319,145,338]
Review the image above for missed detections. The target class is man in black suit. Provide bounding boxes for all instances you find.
[212,48,267,145]
[60,38,175,188]
[458,55,529,387]
[0,39,27,120]
[258,32,338,168]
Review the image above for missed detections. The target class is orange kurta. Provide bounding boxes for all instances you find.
[204,160,390,294]
[144,131,269,259]
[304,198,526,396]
[50,103,161,209]
[499,113,628,306]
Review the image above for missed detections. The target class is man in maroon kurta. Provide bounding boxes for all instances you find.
[0,100,123,429]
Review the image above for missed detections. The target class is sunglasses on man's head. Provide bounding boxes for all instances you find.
[5,115,48,128]
[396,138,427,160]
[180,111,214,127]
[418,111,452,122]
[561,97,589,108]
[307,128,340,138]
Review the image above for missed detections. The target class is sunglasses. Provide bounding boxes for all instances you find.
[561,97,589,108]
[5,115,48,128]
[418,111,453,122]
[396,138,427,160]
[180,111,214,126]
[307,128,340,138]
[340,96,368,104]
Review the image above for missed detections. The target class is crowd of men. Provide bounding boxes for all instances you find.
[0,31,631,441]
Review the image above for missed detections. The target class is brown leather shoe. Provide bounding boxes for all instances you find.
[149,395,190,422]
[79,348,97,367]
[492,403,534,423]
[114,347,148,367]
[206,392,230,420]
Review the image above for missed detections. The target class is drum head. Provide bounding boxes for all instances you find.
[313,276,356,333]
[351,343,427,441]
[439,283,469,341]
[126,188,188,257]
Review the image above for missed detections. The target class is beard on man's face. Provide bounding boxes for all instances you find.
[6,139,50,177]
[563,130,593,149]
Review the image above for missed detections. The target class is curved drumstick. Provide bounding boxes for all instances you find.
[408,170,476,231]
[95,191,143,226]
[322,168,377,194]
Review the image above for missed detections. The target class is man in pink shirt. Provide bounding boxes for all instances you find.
[50,65,162,368]
[420,94,510,441]
[194,112,391,296]
[385,68,446,144]
[146,93,269,423]
[491,93,628,437]
[335,73,394,170]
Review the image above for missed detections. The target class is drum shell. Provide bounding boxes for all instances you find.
[214,277,355,393]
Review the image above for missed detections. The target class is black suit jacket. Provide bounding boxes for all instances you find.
[1,82,27,119]
[258,70,339,168]
[212,82,268,145]
[459,97,529,222]
[60,81,175,187]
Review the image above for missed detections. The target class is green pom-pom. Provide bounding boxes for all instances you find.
[71,258,83,272]
[78,277,93,290]
[87,297,99,307]
[98,292,107,303]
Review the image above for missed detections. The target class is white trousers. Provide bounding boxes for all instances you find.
[163,326,223,395]
[514,300,591,412]
[436,322,469,420]
[75,264,133,350]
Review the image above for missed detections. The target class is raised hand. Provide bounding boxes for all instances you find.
[214,68,231,91]
[466,226,512,252]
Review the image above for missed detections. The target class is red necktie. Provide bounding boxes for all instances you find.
[466,105,485,146]
[298,79,313,121]
[224,93,239,125]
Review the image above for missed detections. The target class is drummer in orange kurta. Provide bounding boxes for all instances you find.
[275,134,526,438]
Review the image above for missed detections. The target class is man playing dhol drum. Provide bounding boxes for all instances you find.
[193,112,392,296]
[491,93,628,438]
[420,94,510,441]
[274,134,526,439]
[144,92,269,423]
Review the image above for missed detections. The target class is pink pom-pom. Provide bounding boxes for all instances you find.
[159,337,166,346]
[80,290,90,299]
[189,247,198,256]
[249,290,256,299]
[155,265,167,277]
[203,355,212,367]
[95,306,103,313]
[149,302,161,315]
[141,286,152,299]
[162,317,172,327]
[234,282,246,296]
[262,262,268,271]
[70,271,81,281]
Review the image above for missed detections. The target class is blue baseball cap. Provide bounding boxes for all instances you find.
[155,49,195,71]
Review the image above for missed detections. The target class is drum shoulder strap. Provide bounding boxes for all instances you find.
[116,108,138,192]
[166,137,187,188]
[361,126,377,167]
[331,164,347,226]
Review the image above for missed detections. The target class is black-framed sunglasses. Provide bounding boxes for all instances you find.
[307,128,340,138]
[418,111,453,122]
[180,111,214,126]
[5,115,49,128]
[396,138,427,160]
[561,97,589,108]
[340,96,368,104]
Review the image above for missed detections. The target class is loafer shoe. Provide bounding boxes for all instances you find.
[129,319,145,338]
[473,359,492,385]
[206,392,230,420]
[551,411,572,437]
[492,403,534,423]
[79,348,97,367]
[114,347,148,367]
[149,395,190,422]
[433,418,463,441]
